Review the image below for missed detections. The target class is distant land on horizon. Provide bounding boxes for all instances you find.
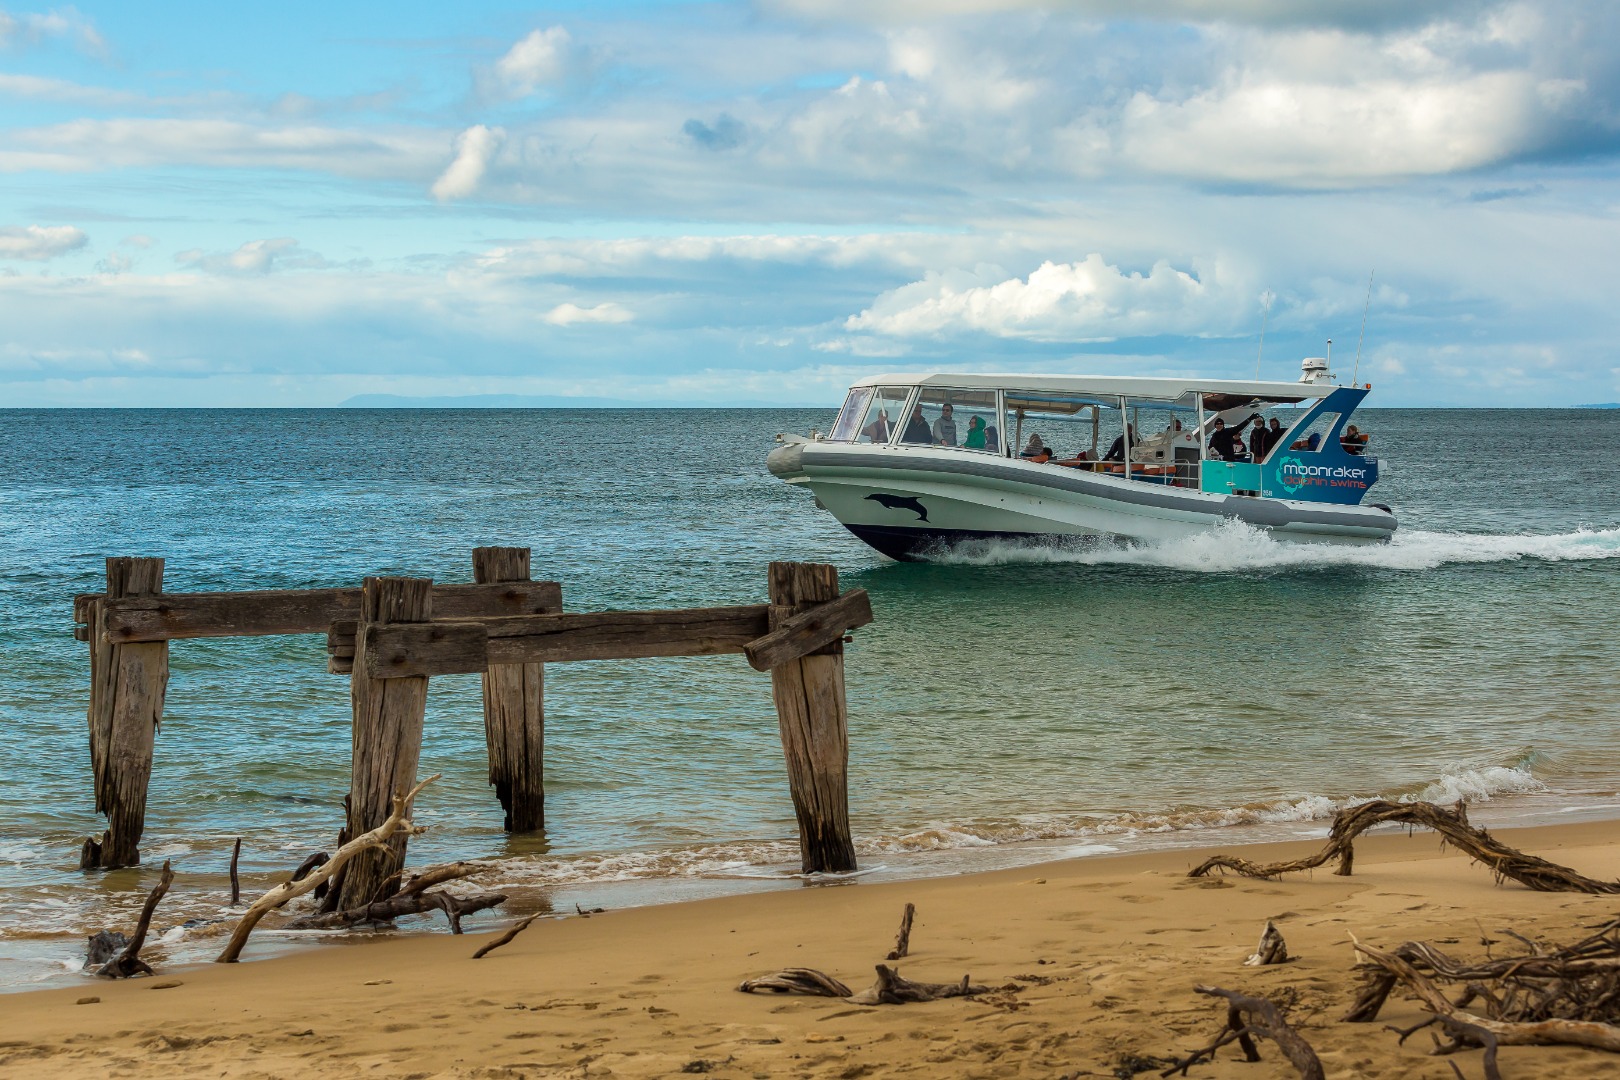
[1575,403,1620,409]
[338,393,833,409]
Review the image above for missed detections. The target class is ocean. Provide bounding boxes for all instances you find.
[2,406,1618,988]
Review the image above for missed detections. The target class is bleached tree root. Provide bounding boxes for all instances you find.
[284,889,506,932]
[216,775,437,963]
[1188,800,1620,893]
[886,902,915,961]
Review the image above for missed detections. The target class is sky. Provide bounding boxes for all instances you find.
[1,1,1618,407]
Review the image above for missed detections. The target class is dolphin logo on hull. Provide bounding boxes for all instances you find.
[864,493,930,522]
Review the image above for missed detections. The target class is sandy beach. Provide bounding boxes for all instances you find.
[4,819,1620,1079]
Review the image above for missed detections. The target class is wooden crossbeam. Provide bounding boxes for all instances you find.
[743,589,872,672]
[96,582,562,643]
[362,605,772,677]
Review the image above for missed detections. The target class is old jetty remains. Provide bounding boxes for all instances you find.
[73,551,872,907]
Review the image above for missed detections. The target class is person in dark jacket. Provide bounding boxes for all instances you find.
[1103,425,1137,462]
[1249,419,1269,461]
[1206,414,1258,461]
[901,407,933,444]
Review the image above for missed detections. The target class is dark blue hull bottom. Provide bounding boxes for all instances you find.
[843,523,1062,561]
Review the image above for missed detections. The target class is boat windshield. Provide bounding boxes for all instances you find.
[828,387,874,442]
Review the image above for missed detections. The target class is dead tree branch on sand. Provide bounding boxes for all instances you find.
[739,964,985,1005]
[1188,800,1620,893]
[886,902,915,960]
[95,860,174,978]
[472,912,543,959]
[284,888,506,933]
[283,861,501,932]
[1348,936,1620,1054]
[1162,986,1324,1080]
[216,775,437,963]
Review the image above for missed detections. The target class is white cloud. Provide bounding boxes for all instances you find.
[847,255,1238,340]
[431,124,504,201]
[0,7,106,55]
[493,27,572,98]
[0,118,444,178]
[0,223,86,260]
[542,301,634,326]
[174,238,327,275]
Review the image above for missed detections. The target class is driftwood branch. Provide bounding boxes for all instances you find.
[96,860,174,978]
[737,964,984,1005]
[1162,986,1324,1080]
[848,964,985,1005]
[284,889,506,932]
[1351,937,1620,1052]
[229,838,241,906]
[738,967,853,997]
[216,775,437,963]
[1189,800,1620,893]
[472,912,543,959]
[886,903,915,961]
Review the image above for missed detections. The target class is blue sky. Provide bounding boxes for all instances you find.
[2,0,1618,406]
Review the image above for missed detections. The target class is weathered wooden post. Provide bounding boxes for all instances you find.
[338,576,432,909]
[473,547,547,832]
[82,557,169,869]
[766,562,857,874]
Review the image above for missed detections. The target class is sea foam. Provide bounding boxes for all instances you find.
[929,521,1620,572]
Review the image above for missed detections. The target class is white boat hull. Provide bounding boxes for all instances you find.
[768,442,1396,560]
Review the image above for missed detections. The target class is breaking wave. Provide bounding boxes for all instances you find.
[927,521,1620,572]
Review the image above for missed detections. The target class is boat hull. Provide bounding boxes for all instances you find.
[768,442,1397,560]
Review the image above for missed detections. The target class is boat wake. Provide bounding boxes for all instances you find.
[926,521,1620,572]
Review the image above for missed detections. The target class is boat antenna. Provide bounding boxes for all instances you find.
[1254,291,1272,381]
[1352,269,1374,387]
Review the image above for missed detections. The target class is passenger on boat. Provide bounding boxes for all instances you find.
[1249,421,1269,461]
[861,410,892,443]
[901,408,933,444]
[985,425,1000,454]
[1103,425,1137,462]
[1266,418,1285,454]
[932,404,959,447]
[1341,425,1369,455]
[1207,415,1258,460]
[1027,446,1054,463]
[963,415,987,450]
[1020,434,1046,458]
[1291,432,1322,451]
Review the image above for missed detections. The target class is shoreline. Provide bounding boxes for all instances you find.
[6,818,1620,1078]
[5,781,1619,995]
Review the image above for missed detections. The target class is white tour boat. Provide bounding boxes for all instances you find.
[766,359,1395,560]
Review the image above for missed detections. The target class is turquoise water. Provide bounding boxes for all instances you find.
[2,407,1618,986]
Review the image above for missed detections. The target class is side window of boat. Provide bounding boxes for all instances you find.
[908,388,998,451]
[856,387,910,444]
[1282,411,1343,454]
[829,388,874,442]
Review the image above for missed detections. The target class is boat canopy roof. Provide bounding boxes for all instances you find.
[849,372,1333,404]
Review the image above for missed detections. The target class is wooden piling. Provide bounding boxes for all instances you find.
[82,557,169,869]
[338,576,432,910]
[766,562,857,874]
[473,547,547,832]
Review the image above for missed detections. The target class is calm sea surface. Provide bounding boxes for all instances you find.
[2,407,1618,987]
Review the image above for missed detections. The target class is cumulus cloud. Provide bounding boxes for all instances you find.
[492,27,572,98]
[846,255,1239,340]
[766,0,1489,30]
[542,301,634,326]
[174,238,327,275]
[431,124,504,201]
[683,113,749,150]
[0,223,87,260]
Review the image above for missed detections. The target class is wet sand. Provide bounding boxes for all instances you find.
[5,820,1620,1079]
